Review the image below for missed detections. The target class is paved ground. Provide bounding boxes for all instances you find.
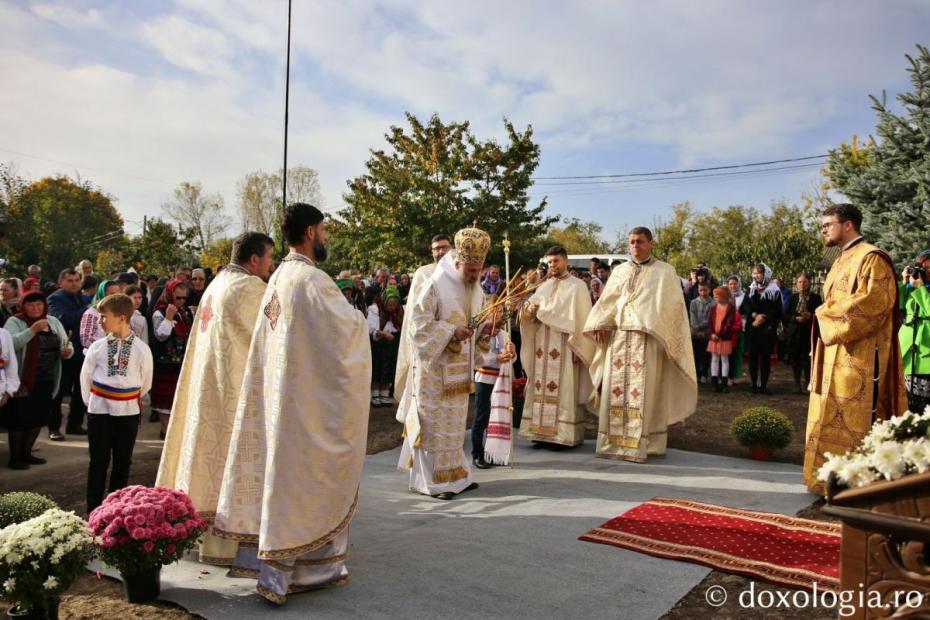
[88,439,818,620]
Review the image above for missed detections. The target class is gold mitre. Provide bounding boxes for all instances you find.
[454,225,491,265]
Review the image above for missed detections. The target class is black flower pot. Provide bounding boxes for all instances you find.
[121,567,161,604]
[5,598,58,620]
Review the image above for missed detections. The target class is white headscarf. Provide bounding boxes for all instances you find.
[748,263,780,300]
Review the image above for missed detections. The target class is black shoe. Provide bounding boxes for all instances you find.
[722,384,729,393]
[433,492,455,500]
[460,482,479,494]
[751,385,758,394]
[24,455,46,465]
[7,461,29,470]
[760,386,768,395]
[66,427,88,436]
[530,441,546,449]
[149,411,159,423]
[48,432,65,442]
[472,456,493,469]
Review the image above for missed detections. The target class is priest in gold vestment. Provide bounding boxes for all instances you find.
[519,245,595,447]
[804,204,907,495]
[584,227,697,462]
[397,226,489,500]
[215,204,371,605]
[156,232,275,566]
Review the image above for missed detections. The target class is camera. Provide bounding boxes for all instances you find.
[906,265,927,281]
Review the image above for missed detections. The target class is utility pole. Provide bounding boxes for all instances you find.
[281,0,293,252]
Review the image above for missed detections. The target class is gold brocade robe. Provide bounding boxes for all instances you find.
[583,258,697,462]
[215,252,371,560]
[804,240,907,494]
[396,253,484,494]
[519,274,595,446]
[156,265,266,565]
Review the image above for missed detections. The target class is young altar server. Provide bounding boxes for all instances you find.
[81,293,153,513]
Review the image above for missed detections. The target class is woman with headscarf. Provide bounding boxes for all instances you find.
[151,280,193,438]
[3,291,73,469]
[367,286,403,407]
[726,275,747,386]
[785,272,822,394]
[0,278,21,325]
[742,263,783,394]
[589,276,603,305]
[79,280,121,350]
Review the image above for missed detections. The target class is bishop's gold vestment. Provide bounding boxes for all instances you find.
[804,239,907,494]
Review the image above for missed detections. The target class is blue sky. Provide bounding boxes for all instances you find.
[1,0,928,241]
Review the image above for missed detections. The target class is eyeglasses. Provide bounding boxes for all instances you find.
[820,220,842,231]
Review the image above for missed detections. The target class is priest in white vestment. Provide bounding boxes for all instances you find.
[519,245,595,447]
[397,226,490,500]
[215,204,371,605]
[584,227,697,462]
[156,232,275,565]
[394,233,452,407]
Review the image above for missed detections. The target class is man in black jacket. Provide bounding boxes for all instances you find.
[46,268,88,440]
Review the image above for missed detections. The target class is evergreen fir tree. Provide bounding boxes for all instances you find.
[826,44,930,264]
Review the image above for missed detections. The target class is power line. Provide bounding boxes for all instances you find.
[531,154,827,181]
[533,162,822,187]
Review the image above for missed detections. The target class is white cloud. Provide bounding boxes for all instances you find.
[31,2,104,29]
[1,0,928,237]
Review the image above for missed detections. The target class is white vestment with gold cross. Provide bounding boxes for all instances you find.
[518,274,595,446]
[583,258,697,462]
[156,264,266,566]
[214,252,371,604]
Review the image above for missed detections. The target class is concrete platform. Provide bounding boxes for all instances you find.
[107,440,817,620]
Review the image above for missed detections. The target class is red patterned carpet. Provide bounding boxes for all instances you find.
[580,497,840,591]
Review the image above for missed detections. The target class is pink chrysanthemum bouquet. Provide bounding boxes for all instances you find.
[89,486,207,575]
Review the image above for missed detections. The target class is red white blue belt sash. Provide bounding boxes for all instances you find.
[476,367,500,377]
[91,381,141,401]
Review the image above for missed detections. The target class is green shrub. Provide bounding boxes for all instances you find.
[730,407,793,450]
[0,492,59,529]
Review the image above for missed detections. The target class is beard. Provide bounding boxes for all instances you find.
[313,241,328,263]
[824,238,839,247]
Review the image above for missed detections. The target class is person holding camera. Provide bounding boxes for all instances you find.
[900,262,930,414]
[900,249,930,312]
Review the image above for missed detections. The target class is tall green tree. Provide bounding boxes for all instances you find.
[3,175,124,274]
[334,113,556,273]
[548,218,611,254]
[650,201,823,283]
[129,218,197,276]
[825,44,930,264]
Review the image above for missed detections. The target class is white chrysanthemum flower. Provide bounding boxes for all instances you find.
[3,578,15,592]
[903,438,930,474]
[839,458,879,487]
[43,576,58,590]
[869,441,907,480]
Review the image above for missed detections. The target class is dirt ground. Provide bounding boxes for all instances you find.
[2,365,821,619]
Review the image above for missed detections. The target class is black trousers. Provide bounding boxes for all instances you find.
[87,413,140,513]
[692,336,709,378]
[471,382,493,458]
[747,329,776,388]
[51,355,87,433]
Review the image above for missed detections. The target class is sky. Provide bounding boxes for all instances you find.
[1,0,928,242]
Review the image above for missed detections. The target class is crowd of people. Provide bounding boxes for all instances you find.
[0,201,927,605]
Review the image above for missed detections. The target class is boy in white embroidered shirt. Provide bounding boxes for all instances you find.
[80,293,154,513]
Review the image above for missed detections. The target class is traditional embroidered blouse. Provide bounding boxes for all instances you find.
[80,333,153,416]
